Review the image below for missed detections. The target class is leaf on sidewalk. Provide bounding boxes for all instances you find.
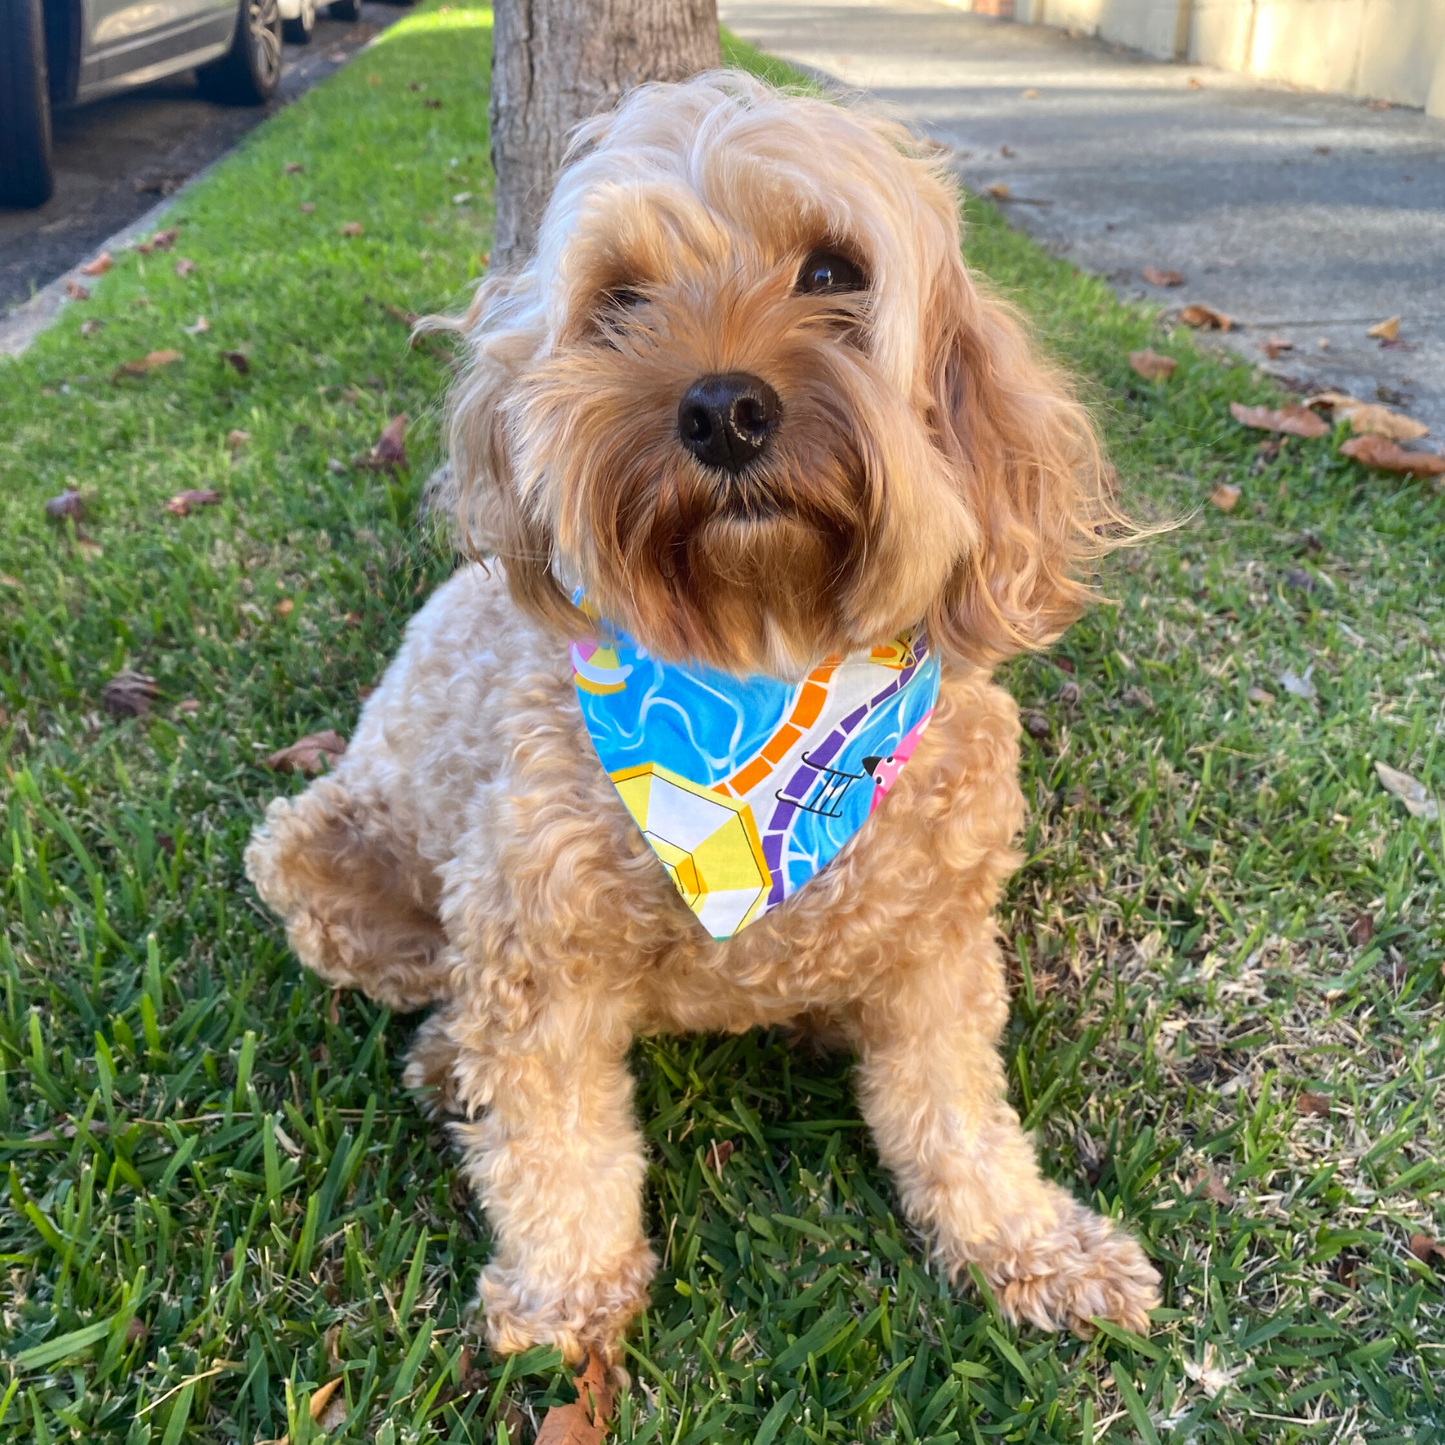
[265,730,348,775]
[1339,404,1428,441]
[1340,435,1445,477]
[1142,267,1183,287]
[1374,761,1440,820]
[79,252,113,276]
[1260,336,1293,359]
[1128,349,1176,381]
[1365,315,1400,341]
[102,671,160,719]
[355,414,408,473]
[1180,303,1232,331]
[65,280,90,300]
[165,489,221,517]
[986,182,1010,199]
[536,1351,613,1445]
[1229,402,1329,438]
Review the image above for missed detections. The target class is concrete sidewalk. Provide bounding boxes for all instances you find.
[720,0,1445,440]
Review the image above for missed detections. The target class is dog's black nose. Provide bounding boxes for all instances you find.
[677,373,781,474]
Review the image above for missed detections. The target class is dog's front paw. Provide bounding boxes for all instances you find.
[478,1240,658,1365]
[973,1200,1160,1337]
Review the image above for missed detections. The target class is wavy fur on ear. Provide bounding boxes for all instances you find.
[921,238,1126,667]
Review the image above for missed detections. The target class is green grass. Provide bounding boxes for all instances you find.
[1,7,1442,1441]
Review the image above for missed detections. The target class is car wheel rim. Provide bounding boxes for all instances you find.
[249,0,282,83]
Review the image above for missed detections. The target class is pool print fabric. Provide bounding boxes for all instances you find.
[572,612,941,940]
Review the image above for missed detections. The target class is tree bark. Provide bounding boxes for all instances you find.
[489,0,721,270]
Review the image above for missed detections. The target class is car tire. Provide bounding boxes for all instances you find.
[0,0,55,209]
[282,0,314,44]
[196,0,283,105]
[328,0,359,21]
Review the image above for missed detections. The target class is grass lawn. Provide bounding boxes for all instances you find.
[1,5,1443,1440]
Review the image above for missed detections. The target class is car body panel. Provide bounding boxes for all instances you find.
[71,0,237,102]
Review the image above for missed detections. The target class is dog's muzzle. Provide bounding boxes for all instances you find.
[677,372,781,475]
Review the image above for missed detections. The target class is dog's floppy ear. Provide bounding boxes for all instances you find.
[441,270,580,634]
[922,248,1120,667]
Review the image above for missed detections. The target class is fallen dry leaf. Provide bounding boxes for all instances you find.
[300,202,316,214]
[535,1351,613,1445]
[1194,1169,1234,1207]
[65,280,90,301]
[1229,402,1329,438]
[136,228,179,255]
[1338,404,1428,441]
[424,97,443,109]
[80,319,104,337]
[1183,1344,1241,1398]
[1142,267,1183,287]
[1303,390,1362,410]
[0,574,20,589]
[1209,483,1241,512]
[75,538,103,561]
[184,315,210,335]
[1347,912,1375,948]
[285,161,305,174]
[114,349,182,380]
[102,671,160,719]
[265,730,348,775]
[275,598,295,618]
[45,488,85,520]
[1261,336,1293,359]
[707,1138,735,1173]
[1409,1234,1444,1266]
[165,489,221,517]
[1374,760,1439,821]
[1180,303,1232,331]
[1366,315,1400,341]
[1296,1091,1331,1116]
[226,429,251,451]
[356,414,408,473]
[79,252,113,276]
[1246,686,1274,704]
[175,257,198,277]
[1340,434,1445,477]
[340,221,364,237]
[177,698,202,715]
[1129,348,1177,381]
[308,1377,343,1424]
[221,350,251,375]
[985,181,1010,199]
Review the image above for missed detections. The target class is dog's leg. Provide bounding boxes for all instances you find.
[445,979,655,1364]
[849,944,1159,1335]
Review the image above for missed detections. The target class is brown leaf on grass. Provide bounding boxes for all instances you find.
[102,671,160,718]
[1409,1234,1444,1265]
[1374,760,1440,820]
[986,182,1011,199]
[165,489,221,517]
[0,574,20,589]
[1194,1169,1234,1207]
[135,228,179,256]
[1296,1091,1331,1116]
[79,252,113,276]
[285,161,305,174]
[1347,912,1375,947]
[424,97,443,109]
[535,1351,613,1445]
[340,221,364,237]
[1246,686,1274,704]
[356,414,408,473]
[113,349,182,380]
[1341,435,1445,477]
[1261,336,1293,359]
[707,1138,735,1173]
[184,315,210,335]
[1180,303,1232,331]
[1338,404,1428,441]
[75,538,103,561]
[1230,401,1330,438]
[177,698,201,715]
[1142,267,1184,287]
[308,1377,343,1424]
[65,280,90,300]
[300,202,316,214]
[1129,348,1176,381]
[221,350,251,375]
[80,319,103,337]
[227,429,251,451]
[275,598,295,618]
[1209,483,1241,511]
[45,488,85,520]
[1366,315,1400,341]
[175,257,198,277]
[264,730,348,775]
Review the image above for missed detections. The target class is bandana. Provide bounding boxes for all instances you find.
[572,610,941,940]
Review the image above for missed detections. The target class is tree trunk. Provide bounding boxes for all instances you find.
[489,0,721,270]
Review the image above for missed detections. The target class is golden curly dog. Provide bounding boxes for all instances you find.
[246,71,1159,1364]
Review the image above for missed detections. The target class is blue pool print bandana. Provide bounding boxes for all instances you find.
[571,608,942,940]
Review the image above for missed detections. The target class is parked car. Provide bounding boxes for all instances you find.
[0,0,320,209]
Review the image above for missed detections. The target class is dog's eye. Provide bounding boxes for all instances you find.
[796,250,865,296]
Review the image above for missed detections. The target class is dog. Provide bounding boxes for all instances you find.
[245,70,1160,1365]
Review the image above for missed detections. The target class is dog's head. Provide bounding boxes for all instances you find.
[449,72,1117,675]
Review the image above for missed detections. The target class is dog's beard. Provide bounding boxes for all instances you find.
[515,337,883,676]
